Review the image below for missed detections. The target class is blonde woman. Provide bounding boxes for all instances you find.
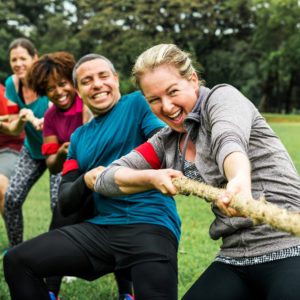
[92,44,300,300]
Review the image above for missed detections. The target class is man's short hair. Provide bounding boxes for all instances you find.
[72,54,117,87]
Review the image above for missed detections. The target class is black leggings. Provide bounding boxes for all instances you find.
[46,195,132,296]
[4,229,177,300]
[182,258,300,300]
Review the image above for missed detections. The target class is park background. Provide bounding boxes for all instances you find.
[0,0,300,113]
[0,0,300,299]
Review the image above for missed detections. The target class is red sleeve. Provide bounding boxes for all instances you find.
[42,143,60,155]
[0,91,8,115]
[7,104,20,114]
[135,142,161,169]
[62,159,79,176]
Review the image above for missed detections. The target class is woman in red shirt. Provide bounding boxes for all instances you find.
[0,83,24,216]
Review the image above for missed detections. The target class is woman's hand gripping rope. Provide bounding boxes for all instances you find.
[172,177,300,237]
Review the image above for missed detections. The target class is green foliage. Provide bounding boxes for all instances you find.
[0,0,299,113]
[250,0,300,112]
[32,14,81,58]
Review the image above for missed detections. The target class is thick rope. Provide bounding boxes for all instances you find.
[172,177,300,236]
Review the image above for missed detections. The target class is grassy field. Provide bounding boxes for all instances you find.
[0,121,299,299]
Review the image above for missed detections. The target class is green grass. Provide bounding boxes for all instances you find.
[0,121,300,299]
[263,113,300,123]
[269,123,300,171]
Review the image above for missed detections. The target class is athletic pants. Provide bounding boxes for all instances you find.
[182,258,300,300]
[1,148,132,298]
[4,227,178,300]
[4,146,60,246]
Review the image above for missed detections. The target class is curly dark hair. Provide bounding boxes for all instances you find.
[27,51,75,96]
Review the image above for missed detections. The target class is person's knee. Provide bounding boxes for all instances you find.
[0,175,9,215]
[3,248,22,282]
[4,186,22,211]
[0,175,9,198]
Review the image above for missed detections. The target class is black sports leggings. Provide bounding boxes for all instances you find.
[47,193,132,296]
[4,230,177,300]
[182,258,300,300]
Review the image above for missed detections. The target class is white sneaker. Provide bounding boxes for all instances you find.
[63,276,77,283]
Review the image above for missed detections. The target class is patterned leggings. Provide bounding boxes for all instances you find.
[4,147,61,247]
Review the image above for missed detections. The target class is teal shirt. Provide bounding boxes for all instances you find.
[5,75,49,159]
[68,91,181,241]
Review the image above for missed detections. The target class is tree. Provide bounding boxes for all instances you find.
[1,0,299,112]
[250,0,300,113]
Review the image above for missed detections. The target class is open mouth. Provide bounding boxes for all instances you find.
[56,95,71,108]
[58,95,70,104]
[168,109,183,121]
[15,69,26,76]
[58,95,67,103]
[92,92,109,100]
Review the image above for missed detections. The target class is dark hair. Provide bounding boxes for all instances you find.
[8,38,37,58]
[72,53,116,87]
[27,52,76,96]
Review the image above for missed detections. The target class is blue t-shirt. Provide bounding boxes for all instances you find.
[69,91,181,241]
[5,75,49,159]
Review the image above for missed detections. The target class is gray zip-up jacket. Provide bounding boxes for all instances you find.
[95,84,300,258]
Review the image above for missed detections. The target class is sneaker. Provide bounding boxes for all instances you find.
[118,293,135,300]
[62,276,77,283]
[49,291,61,300]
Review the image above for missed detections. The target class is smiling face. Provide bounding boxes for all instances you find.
[75,58,121,116]
[140,64,199,133]
[46,76,76,110]
[9,46,37,80]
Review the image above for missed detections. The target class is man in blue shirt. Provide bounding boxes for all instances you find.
[4,54,181,300]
